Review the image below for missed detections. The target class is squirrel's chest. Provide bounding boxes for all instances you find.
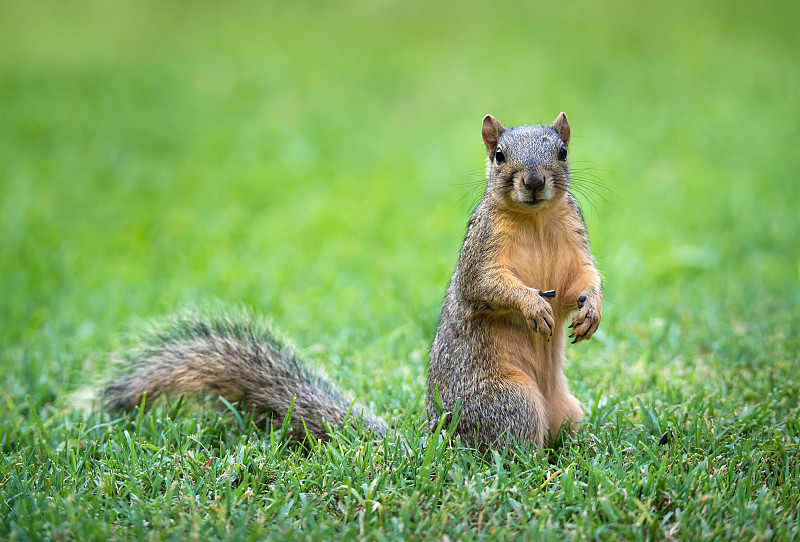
[497,227,578,292]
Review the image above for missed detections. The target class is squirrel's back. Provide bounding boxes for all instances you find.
[104,308,388,442]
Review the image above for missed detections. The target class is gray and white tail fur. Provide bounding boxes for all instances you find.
[103,308,388,442]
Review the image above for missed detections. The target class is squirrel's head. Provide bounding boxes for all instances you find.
[481,113,571,211]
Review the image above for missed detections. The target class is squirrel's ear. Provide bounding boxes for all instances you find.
[482,114,505,152]
[551,112,570,146]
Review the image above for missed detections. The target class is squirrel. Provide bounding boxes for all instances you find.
[428,113,602,451]
[103,112,602,452]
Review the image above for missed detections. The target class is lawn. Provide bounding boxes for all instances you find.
[1,0,798,539]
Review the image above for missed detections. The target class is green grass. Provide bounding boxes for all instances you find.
[1,0,799,539]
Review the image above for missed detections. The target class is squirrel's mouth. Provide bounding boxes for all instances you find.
[513,183,553,207]
[517,194,548,207]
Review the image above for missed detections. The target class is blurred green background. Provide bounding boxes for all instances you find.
[1,0,799,538]
[1,0,798,426]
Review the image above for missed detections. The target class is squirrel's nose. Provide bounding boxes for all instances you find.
[523,171,546,191]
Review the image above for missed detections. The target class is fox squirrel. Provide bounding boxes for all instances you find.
[104,113,602,452]
[429,113,602,451]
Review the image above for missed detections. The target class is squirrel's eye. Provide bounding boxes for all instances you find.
[558,146,568,161]
[495,147,505,164]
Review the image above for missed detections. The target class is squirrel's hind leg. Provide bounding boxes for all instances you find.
[454,381,548,453]
[544,371,583,445]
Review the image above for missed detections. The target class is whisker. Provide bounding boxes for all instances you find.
[569,161,614,175]
[566,165,618,204]
[570,181,615,204]
[570,173,611,184]
[452,168,489,208]
[550,168,615,215]
[569,188,601,216]
[573,185,611,207]
[573,188,607,214]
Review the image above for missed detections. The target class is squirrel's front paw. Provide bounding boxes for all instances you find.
[523,292,555,337]
[569,290,601,344]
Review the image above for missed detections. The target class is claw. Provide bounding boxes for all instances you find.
[538,290,556,299]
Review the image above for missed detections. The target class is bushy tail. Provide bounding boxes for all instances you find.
[103,308,388,442]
